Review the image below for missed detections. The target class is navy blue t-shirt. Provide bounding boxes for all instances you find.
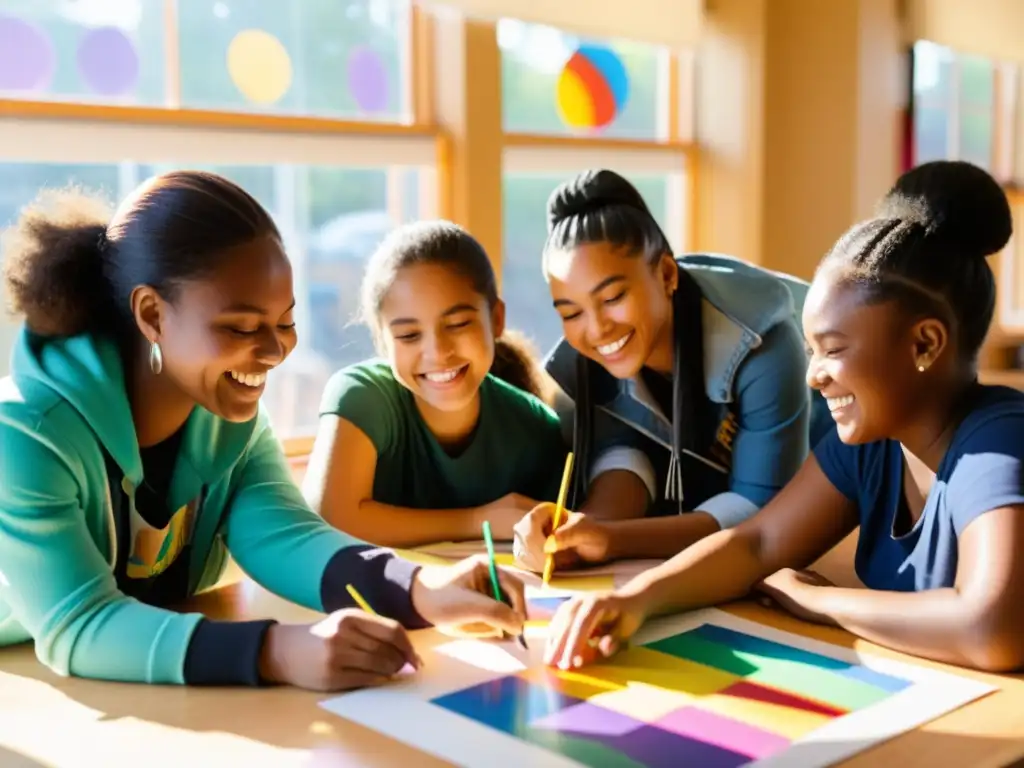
[813,385,1024,592]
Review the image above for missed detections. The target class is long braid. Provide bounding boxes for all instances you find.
[665,264,711,508]
[570,353,592,510]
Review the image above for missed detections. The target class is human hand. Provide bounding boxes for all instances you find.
[411,555,527,638]
[543,589,650,670]
[480,493,539,539]
[754,568,837,626]
[259,610,422,692]
[512,503,611,574]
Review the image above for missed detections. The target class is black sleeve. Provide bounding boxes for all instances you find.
[183,547,430,686]
[320,545,432,630]
[183,618,276,686]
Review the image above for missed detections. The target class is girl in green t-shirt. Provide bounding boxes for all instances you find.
[304,221,567,548]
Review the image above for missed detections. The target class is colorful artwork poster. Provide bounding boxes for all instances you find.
[320,608,995,768]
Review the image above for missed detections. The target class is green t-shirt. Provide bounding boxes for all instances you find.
[319,359,567,509]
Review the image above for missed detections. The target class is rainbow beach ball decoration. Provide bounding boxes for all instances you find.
[556,44,630,131]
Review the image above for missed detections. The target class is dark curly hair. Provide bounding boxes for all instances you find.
[359,219,545,398]
[819,160,1012,363]
[3,170,280,345]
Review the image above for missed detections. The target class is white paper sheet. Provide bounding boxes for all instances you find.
[320,608,996,768]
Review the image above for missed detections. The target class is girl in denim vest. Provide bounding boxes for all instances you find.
[514,169,830,572]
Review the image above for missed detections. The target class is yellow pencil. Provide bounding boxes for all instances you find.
[346,583,377,615]
[543,452,575,586]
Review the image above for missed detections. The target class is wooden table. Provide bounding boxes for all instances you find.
[2,537,1024,768]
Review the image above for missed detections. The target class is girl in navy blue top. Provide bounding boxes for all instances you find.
[543,160,1024,673]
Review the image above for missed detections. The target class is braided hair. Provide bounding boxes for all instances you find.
[819,160,1011,364]
[544,169,711,509]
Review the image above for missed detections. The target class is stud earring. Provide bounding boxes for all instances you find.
[917,364,926,373]
[149,341,163,375]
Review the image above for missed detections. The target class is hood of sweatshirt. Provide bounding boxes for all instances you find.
[7,328,258,492]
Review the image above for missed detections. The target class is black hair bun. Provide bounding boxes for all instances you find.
[876,160,1012,260]
[546,169,653,232]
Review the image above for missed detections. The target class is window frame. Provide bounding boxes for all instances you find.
[0,5,697,456]
[500,42,698,253]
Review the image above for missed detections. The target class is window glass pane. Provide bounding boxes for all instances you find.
[912,40,954,107]
[959,109,993,170]
[914,106,950,164]
[499,19,665,140]
[0,0,412,121]
[958,54,994,109]
[0,0,165,104]
[912,41,996,170]
[502,172,676,358]
[0,161,428,438]
[178,0,410,121]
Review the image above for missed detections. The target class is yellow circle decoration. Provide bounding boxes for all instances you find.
[226,29,292,105]
[556,68,594,129]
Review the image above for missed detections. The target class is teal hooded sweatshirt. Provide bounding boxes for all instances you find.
[0,329,425,684]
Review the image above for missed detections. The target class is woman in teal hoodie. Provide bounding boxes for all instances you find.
[0,171,525,691]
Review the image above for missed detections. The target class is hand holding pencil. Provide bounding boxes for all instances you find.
[511,453,613,575]
[542,452,575,584]
[410,555,527,640]
[258,598,421,692]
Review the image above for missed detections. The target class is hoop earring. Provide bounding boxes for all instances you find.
[149,341,163,375]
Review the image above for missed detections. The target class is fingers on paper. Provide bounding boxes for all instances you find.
[563,601,612,667]
[543,597,582,665]
[340,624,408,671]
[496,566,527,622]
[545,596,618,669]
[338,611,419,668]
[476,591,525,637]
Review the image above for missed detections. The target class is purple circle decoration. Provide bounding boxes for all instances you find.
[347,46,389,114]
[0,14,56,92]
[77,26,140,96]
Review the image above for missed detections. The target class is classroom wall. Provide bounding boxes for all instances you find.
[695,0,903,281]
[905,0,1024,61]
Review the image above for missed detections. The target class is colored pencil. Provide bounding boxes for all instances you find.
[483,520,528,650]
[543,451,575,586]
[346,583,377,615]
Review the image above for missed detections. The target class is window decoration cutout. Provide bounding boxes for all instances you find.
[226,28,292,105]
[77,26,140,96]
[347,45,389,114]
[556,44,630,132]
[0,14,55,92]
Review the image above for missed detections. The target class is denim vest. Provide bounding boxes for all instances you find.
[545,253,832,526]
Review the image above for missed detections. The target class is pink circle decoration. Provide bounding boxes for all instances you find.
[0,15,56,92]
[347,46,389,114]
[77,26,139,96]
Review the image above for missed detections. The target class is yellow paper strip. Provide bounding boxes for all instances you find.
[392,548,453,567]
[547,573,616,592]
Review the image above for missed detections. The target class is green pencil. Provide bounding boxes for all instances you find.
[482,521,528,650]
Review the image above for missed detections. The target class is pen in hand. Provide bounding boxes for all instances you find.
[483,520,528,650]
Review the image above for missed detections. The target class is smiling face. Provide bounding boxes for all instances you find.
[377,262,503,416]
[802,267,948,444]
[134,235,298,423]
[546,242,677,378]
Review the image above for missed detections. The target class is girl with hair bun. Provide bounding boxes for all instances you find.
[514,169,831,571]
[0,172,525,690]
[544,161,1024,674]
[304,220,566,548]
